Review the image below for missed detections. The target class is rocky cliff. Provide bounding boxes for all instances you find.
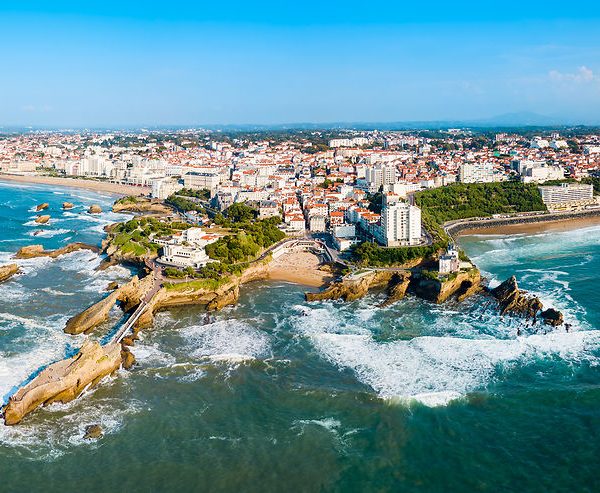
[112,198,172,215]
[411,269,482,304]
[3,340,122,425]
[0,263,19,283]
[306,268,481,306]
[64,274,155,335]
[14,242,99,259]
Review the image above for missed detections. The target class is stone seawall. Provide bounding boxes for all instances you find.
[445,209,600,237]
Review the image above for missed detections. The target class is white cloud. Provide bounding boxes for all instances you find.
[549,66,596,83]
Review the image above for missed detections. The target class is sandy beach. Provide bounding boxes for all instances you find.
[0,173,150,197]
[268,250,333,288]
[458,214,600,236]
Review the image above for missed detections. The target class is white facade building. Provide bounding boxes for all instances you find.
[378,202,422,246]
[538,183,595,210]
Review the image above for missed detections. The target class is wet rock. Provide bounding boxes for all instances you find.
[541,308,564,327]
[3,341,122,425]
[491,276,543,318]
[36,203,49,211]
[35,215,51,224]
[14,242,99,260]
[106,281,119,291]
[121,347,136,370]
[62,202,74,209]
[379,273,412,307]
[88,204,103,214]
[84,424,103,440]
[0,263,19,283]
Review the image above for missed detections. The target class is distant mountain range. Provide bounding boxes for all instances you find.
[2,112,598,132]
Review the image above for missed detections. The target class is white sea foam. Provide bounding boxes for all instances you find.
[293,304,600,406]
[27,228,71,238]
[181,319,271,363]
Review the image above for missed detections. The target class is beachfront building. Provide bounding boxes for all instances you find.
[376,202,422,246]
[155,227,220,268]
[538,183,595,210]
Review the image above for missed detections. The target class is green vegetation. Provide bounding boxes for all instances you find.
[414,181,547,241]
[206,217,285,264]
[352,242,440,267]
[175,188,211,200]
[213,202,258,226]
[420,269,440,281]
[116,196,139,205]
[165,194,205,213]
[111,217,190,258]
[164,277,228,291]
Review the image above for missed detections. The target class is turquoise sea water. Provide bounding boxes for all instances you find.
[1,181,600,492]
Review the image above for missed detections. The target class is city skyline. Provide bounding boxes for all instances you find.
[1,1,600,126]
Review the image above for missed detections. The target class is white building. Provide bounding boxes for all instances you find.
[459,163,505,183]
[538,183,595,210]
[151,178,183,199]
[378,202,422,246]
[183,171,221,193]
[439,245,460,274]
[156,227,220,268]
[365,163,397,192]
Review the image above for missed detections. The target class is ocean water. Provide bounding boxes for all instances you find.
[1,182,600,492]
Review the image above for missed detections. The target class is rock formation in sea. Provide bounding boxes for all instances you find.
[62,202,74,209]
[35,215,50,224]
[0,263,19,283]
[2,341,122,425]
[306,268,481,306]
[14,242,99,259]
[490,276,563,325]
[36,203,49,211]
[83,424,103,439]
[63,274,155,335]
[88,204,103,214]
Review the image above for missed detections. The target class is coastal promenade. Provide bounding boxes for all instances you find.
[444,208,600,238]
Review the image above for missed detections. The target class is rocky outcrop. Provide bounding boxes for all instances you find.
[106,281,119,291]
[305,270,396,303]
[121,346,136,369]
[411,269,482,304]
[88,204,102,214]
[36,203,49,211]
[14,242,99,259]
[379,273,412,307]
[491,276,544,318]
[0,263,19,283]
[62,202,74,209]
[306,268,481,306]
[84,424,103,439]
[64,275,155,335]
[35,215,50,224]
[2,340,122,425]
[64,290,121,335]
[541,308,564,327]
[112,197,172,215]
[136,262,270,329]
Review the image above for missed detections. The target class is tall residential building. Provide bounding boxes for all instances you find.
[459,163,504,183]
[365,162,397,192]
[538,183,595,209]
[378,202,422,246]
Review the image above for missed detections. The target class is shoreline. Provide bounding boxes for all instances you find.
[0,173,150,197]
[457,214,600,236]
[268,250,333,288]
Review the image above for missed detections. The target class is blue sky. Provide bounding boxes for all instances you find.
[1,1,600,126]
